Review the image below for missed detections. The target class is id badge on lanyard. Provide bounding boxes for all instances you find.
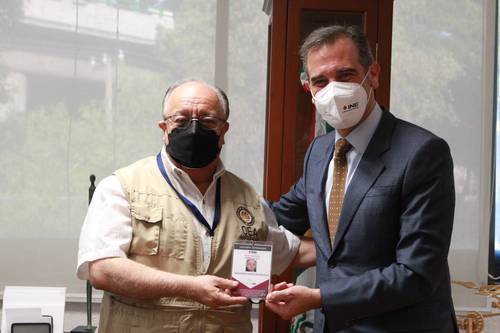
[230,241,273,303]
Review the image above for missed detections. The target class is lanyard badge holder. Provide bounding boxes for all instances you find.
[231,241,273,304]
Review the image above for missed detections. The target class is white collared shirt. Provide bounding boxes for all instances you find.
[77,148,300,279]
[325,104,383,218]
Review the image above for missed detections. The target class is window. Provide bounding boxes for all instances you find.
[391,0,493,308]
[0,0,269,299]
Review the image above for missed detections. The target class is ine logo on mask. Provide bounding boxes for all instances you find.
[312,71,372,129]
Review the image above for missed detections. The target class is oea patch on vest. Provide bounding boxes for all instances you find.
[236,206,258,240]
[236,206,255,226]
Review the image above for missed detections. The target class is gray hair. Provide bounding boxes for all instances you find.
[161,79,230,120]
[300,25,374,79]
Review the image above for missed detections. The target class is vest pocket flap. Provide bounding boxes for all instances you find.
[131,204,163,223]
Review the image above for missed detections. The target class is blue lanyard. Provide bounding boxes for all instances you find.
[156,153,221,236]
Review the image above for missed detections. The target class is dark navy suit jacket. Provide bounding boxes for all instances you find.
[271,111,458,332]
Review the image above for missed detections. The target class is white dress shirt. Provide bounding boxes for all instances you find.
[77,148,300,279]
[325,104,383,218]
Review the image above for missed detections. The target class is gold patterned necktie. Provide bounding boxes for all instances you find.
[328,138,353,244]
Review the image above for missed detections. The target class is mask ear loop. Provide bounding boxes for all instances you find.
[361,66,374,101]
[366,85,373,102]
[360,66,371,86]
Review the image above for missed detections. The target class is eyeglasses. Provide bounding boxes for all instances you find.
[164,112,226,130]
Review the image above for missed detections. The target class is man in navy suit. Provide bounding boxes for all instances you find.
[265,25,458,332]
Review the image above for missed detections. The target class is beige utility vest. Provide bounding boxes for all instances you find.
[98,156,269,333]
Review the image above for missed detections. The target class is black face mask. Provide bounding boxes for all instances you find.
[166,120,221,168]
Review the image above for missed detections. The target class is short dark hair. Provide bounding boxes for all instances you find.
[300,25,374,79]
[161,79,230,120]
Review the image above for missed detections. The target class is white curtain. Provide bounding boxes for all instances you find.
[391,0,492,309]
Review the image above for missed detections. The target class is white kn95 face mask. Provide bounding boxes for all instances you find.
[312,71,372,129]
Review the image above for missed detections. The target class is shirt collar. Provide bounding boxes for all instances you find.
[160,146,226,182]
[335,103,383,156]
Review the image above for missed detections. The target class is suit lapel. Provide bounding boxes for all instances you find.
[310,134,336,257]
[331,111,396,256]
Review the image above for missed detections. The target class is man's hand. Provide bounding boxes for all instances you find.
[185,275,248,308]
[265,282,322,320]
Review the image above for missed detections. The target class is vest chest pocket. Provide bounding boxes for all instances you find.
[130,204,162,255]
[161,215,188,259]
